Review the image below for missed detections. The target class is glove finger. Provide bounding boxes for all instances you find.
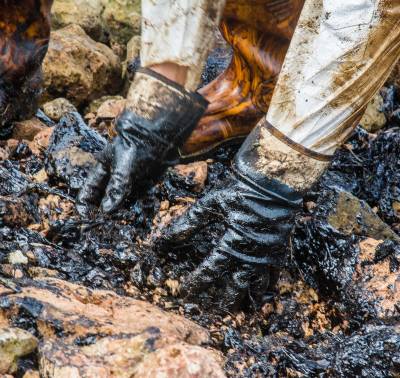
[157,189,221,248]
[181,249,230,298]
[217,267,253,311]
[76,149,111,217]
[101,143,137,214]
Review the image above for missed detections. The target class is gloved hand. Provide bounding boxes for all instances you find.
[154,132,303,311]
[77,68,208,215]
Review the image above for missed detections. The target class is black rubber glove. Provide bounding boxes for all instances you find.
[155,132,303,311]
[77,68,208,215]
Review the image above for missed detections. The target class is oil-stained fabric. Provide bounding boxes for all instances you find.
[265,0,400,157]
[141,0,226,91]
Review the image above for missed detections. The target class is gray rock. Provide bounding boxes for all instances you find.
[43,98,78,122]
[8,251,28,265]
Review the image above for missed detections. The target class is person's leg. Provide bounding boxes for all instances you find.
[154,0,400,311]
[180,0,304,158]
[124,0,227,118]
[0,0,53,136]
[140,0,226,91]
[78,0,227,214]
[246,0,400,193]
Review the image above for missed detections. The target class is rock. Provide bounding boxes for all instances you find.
[319,189,400,242]
[359,93,387,133]
[96,97,126,120]
[125,35,141,81]
[42,98,78,122]
[51,0,106,42]
[86,95,125,115]
[0,146,9,161]
[293,219,400,321]
[0,328,38,374]
[45,112,106,190]
[355,238,400,319]
[126,35,141,64]
[87,97,126,137]
[132,342,226,378]
[11,119,49,141]
[101,0,141,46]
[29,128,54,156]
[32,169,49,184]
[8,251,28,265]
[173,162,208,193]
[0,278,225,377]
[42,25,122,106]
[22,370,40,378]
[28,267,65,279]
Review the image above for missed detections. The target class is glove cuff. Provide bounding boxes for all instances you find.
[233,119,331,194]
[232,156,304,210]
[123,67,208,147]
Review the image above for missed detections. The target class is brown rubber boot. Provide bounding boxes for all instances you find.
[0,0,53,136]
[180,0,304,158]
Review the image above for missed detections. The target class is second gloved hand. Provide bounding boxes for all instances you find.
[77,68,208,215]
[153,145,303,311]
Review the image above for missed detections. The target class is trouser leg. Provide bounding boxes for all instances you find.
[247,0,400,191]
[140,0,226,91]
[180,0,305,157]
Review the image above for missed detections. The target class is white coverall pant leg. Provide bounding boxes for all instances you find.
[139,0,400,192]
[256,0,400,190]
[141,0,226,91]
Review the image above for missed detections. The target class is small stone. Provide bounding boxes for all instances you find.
[45,112,106,190]
[359,93,387,133]
[96,98,126,119]
[126,35,141,63]
[165,279,180,296]
[326,189,400,242]
[32,169,48,183]
[86,95,125,115]
[0,328,38,374]
[159,200,170,211]
[26,251,36,262]
[13,269,24,279]
[8,251,28,265]
[42,98,77,121]
[29,128,54,156]
[174,161,208,192]
[22,370,40,378]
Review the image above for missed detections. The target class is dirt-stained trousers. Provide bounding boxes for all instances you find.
[140,0,400,191]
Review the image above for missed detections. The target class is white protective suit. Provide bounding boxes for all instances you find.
[139,0,400,190]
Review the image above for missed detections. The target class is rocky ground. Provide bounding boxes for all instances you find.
[0,2,400,377]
